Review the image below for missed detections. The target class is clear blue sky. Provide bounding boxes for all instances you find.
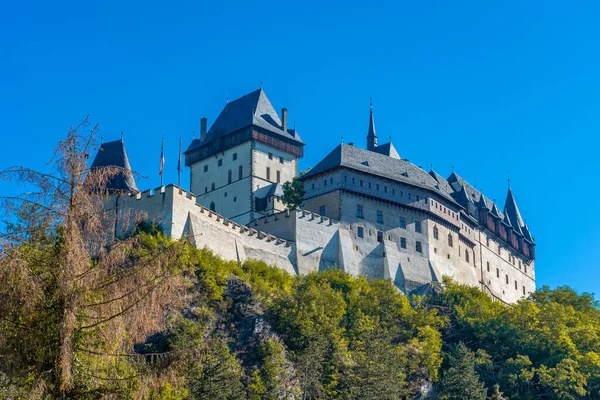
[1,1,599,294]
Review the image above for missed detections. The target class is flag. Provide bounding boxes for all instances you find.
[159,136,165,180]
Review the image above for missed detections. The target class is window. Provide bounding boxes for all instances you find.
[209,202,215,212]
[279,156,284,164]
[416,195,419,201]
[465,251,470,263]
[268,152,273,160]
[239,165,243,180]
[408,193,412,200]
[228,170,232,184]
[312,183,315,190]
[233,197,237,202]
[218,159,223,167]
[519,260,522,269]
[344,175,347,182]
[415,221,422,233]
[384,186,388,193]
[487,262,490,272]
[377,231,383,243]
[416,241,422,253]
[376,211,383,223]
[205,186,208,193]
[506,274,509,284]
[319,205,326,216]
[523,285,526,295]
[224,192,227,197]
[266,167,271,180]
[496,268,500,278]
[399,217,406,229]
[433,226,439,240]
[357,226,364,238]
[330,178,333,185]
[211,183,215,190]
[376,184,380,191]
[276,170,281,183]
[515,280,518,290]
[356,205,363,218]
[324,179,327,186]
[400,237,407,248]
[352,178,355,184]
[486,238,490,247]
[368,182,372,189]
[448,234,453,247]
[525,265,528,274]
[392,189,396,195]
[498,245,501,255]
[360,180,363,187]
[204,165,208,173]
[232,153,237,161]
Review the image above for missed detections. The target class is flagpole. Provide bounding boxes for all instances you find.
[160,135,165,187]
[177,135,182,188]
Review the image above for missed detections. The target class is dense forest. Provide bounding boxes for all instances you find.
[1,125,599,399]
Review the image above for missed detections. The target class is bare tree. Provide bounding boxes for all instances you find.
[0,117,192,397]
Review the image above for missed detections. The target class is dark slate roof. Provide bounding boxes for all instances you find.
[372,142,400,159]
[447,172,498,215]
[301,144,458,205]
[504,188,525,229]
[429,170,454,195]
[186,88,304,154]
[522,224,534,242]
[90,140,139,193]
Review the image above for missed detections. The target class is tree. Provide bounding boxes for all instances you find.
[437,342,488,400]
[281,177,305,209]
[0,117,193,397]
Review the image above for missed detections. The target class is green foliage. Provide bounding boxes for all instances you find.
[437,342,488,400]
[281,176,306,209]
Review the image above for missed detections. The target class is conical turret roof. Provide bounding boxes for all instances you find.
[504,188,525,228]
[90,139,139,193]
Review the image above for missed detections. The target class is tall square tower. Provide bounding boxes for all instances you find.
[184,89,304,225]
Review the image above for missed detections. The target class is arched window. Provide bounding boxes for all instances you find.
[209,202,216,212]
[433,226,439,240]
[448,233,453,247]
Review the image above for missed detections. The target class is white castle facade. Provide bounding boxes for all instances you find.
[96,89,536,304]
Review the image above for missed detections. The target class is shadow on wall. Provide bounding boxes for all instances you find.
[395,264,406,293]
[318,231,340,273]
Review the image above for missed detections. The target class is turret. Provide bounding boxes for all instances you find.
[90,138,139,194]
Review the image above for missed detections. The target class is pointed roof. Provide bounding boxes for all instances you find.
[504,188,525,228]
[372,142,400,159]
[367,101,377,140]
[428,170,454,196]
[90,139,139,193]
[522,224,534,243]
[185,88,304,154]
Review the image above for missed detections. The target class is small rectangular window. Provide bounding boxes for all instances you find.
[525,265,528,274]
[204,165,208,172]
[376,184,380,191]
[268,152,273,160]
[330,178,333,185]
[384,186,388,193]
[276,170,281,183]
[496,268,500,278]
[344,175,347,182]
[400,237,407,249]
[360,180,363,187]
[487,262,490,272]
[266,167,271,180]
[279,156,284,164]
[515,280,518,290]
[239,165,243,180]
[416,241,422,253]
[228,170,232,184]
[356,205,363,218]
[377,231,383,243]
[324,179,327,186]
[232,153,237,161]
[399,217,406,229]
[319,205,326,216]
[218,159,223,167]
[357,226,364,238]
[506,274,509,284]
[376,211,383,223]
[392,189,396,195]
[523,285,526,295]
[312,183,315,190]
[415,221,422,233]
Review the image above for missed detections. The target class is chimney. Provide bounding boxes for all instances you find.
[200,117,207,141]
[281,108,288,133]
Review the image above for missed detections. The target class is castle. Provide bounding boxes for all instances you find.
[94,88,536,304]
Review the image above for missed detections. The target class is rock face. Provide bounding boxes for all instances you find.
[219,278,299,397]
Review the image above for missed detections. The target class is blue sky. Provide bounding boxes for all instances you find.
[1,1,599,294]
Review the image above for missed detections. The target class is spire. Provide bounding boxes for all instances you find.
[503,187,525,228]
[367,97,377,151]
[90,139,139,193]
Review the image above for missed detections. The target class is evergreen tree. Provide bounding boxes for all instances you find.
[437,342,487,400]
